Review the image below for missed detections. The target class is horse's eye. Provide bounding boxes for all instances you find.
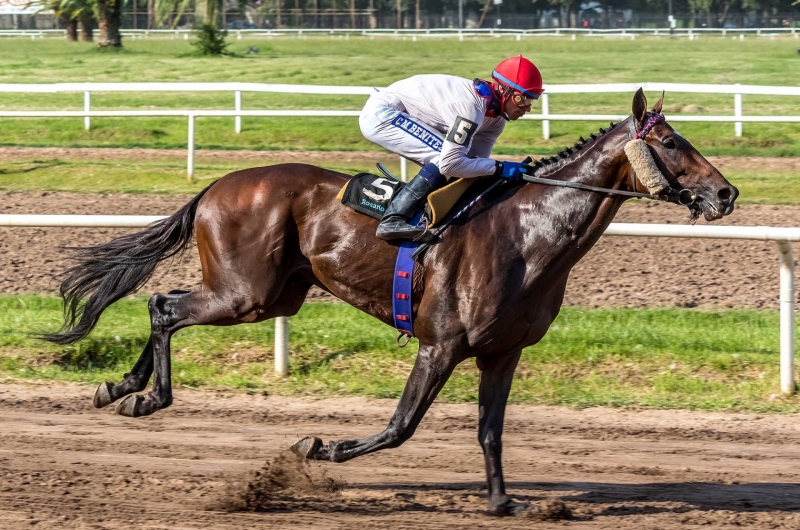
[663,137,677,149]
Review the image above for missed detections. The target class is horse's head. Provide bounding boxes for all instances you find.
[630,89,738,221]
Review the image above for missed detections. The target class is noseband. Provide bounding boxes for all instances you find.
[627,113,697,207]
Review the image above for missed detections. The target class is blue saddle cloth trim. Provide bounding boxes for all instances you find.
[392,211,423,336]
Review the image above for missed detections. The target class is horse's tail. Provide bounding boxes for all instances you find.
[41,181,217,345]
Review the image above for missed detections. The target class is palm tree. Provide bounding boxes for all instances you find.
[155,0,223,27]
[37,0,95,42]
[96,0,123,46]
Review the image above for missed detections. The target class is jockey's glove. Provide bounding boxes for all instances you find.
[494,161,530,182]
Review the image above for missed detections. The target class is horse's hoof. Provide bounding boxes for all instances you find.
[488,497,532,517]
[114,394,143,417]
[92,381,115,409]
[291,436,322,459]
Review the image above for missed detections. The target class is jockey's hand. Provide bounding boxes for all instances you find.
[494,161,530,182]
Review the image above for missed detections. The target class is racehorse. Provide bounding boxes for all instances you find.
[44,90,737,516]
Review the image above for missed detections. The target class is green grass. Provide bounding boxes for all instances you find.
[1,38,800,156]
[1,295,798,412]
[0,156,792,204]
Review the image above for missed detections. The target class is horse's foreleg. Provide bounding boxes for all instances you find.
[477,350,527,516]
[293,342,459,463]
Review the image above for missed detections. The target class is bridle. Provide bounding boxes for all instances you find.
[521,114,697,207]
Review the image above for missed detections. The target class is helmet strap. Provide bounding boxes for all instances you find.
[491,81,513,121]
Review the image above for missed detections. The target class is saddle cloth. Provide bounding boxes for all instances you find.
[338,172,477,228]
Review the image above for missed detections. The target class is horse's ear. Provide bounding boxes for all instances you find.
[632,88,648,129]
[652,91,664,114]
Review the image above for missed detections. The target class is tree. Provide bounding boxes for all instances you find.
[96,0,123,46]
[38,0,96,41]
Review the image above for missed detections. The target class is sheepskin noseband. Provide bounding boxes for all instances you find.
[624,113,669,195]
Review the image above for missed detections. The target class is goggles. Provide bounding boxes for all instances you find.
[511,91,539,107]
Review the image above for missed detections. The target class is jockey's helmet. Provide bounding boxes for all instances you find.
[491,55,544,108]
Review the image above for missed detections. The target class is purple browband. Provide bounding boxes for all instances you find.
[635,113,665,139]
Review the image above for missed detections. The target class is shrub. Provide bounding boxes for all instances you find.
[192,23,229,56]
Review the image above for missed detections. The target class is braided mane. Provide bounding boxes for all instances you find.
[531,120,622,176]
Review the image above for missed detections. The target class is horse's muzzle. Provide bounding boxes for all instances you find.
[693,184,739,221]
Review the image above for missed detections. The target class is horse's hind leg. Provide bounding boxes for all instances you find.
[93,339,153,408]
[114,290,230,417]
[93,290,190,409]
[293,341,459,462]
[114,278,311,418]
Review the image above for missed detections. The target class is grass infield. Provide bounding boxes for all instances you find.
[1,296,798,413]
[1,38,800,157]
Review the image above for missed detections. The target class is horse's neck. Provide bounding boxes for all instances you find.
[517,123,631,264]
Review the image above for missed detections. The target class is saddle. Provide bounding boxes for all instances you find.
[337,172,477,228]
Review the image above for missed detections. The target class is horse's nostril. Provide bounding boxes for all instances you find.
[717,187,734,204]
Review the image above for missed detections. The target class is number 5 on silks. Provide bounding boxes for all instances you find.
[446,117,478,146]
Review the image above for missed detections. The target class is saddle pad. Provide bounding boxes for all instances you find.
[338,172,405,220]
[339,172,477,227]
[425,178,478,227]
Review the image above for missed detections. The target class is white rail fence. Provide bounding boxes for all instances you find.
[2,81,800,178]
[2,27,799,40]
[0,214,795,394]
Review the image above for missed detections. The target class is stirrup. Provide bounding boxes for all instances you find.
[411,218,431,242]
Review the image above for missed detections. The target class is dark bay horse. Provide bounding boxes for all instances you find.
[45,90,737,516]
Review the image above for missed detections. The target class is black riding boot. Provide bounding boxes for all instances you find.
[376,171,441,242]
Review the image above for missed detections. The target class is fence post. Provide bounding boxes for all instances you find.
[541,93,550,140]
[187,114,195,181]
[275,316,289,376]
[400,156,408,182]
[84,90,91,131]
[778,241,797,395]
[235,90,242,134]
[734,86,742,137]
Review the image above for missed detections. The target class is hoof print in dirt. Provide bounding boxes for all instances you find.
[522,499,573,521]
[114,394,144,417]
[291,436,322,459]
[93,381,115,409]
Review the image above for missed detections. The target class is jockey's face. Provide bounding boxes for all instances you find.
[503,94,531,121]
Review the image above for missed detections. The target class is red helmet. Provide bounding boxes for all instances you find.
[491,55,544,100]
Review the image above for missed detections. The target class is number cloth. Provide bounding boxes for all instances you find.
[359,75,506,179]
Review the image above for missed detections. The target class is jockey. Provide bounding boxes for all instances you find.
[359,55,544,242]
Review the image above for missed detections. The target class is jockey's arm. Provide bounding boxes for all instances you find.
[438,102,503,179]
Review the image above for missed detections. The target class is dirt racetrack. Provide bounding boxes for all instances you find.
[0,189,797,309]
[1,382,799,529]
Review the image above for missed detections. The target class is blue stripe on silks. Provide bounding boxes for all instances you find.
[390,115,443,152]
[392,211,423,336]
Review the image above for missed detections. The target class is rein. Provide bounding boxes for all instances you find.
[410,113,696,260]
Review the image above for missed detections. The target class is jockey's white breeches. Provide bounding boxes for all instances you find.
[359,92,444,169]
